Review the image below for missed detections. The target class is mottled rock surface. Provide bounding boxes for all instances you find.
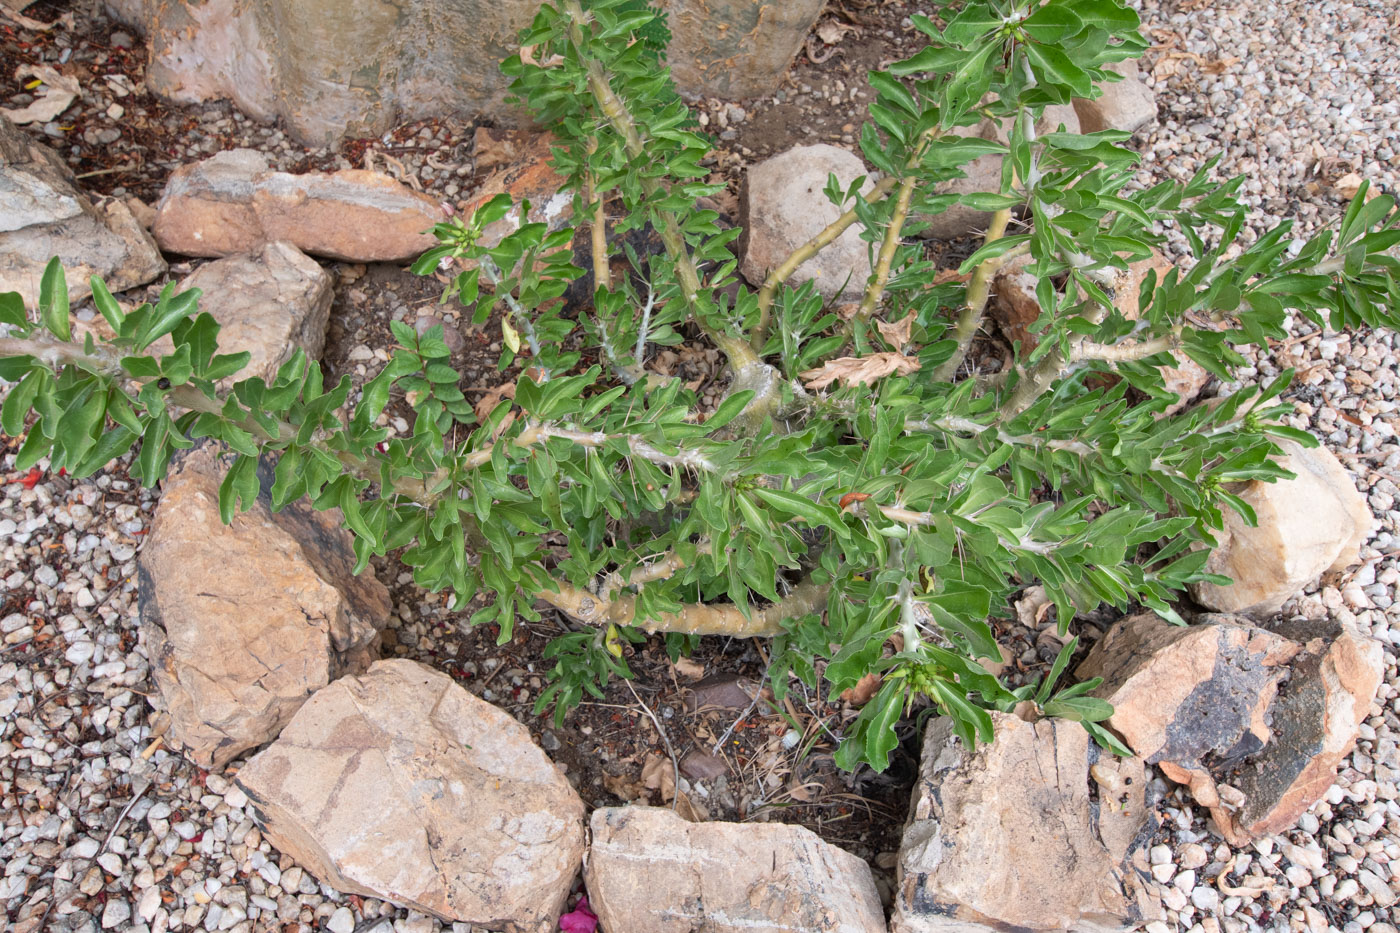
[891,713,1160,933]
[740,144,876,303]
[237,659,586,929]
[1191,436,1374,613]
[460,131,571,254]
[1235,619,1384,838]
[0,113,164,305]
[107,0,822,145]
[1076,612,1299,809]
[139,445,389,769]
[153,149,445,261]
[587,806,885,933]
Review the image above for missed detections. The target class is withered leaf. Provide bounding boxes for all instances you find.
[800,352,921,389]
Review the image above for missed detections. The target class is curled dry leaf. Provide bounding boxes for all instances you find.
[672,656,705,681]
[640,752,676,802]
[3,65,79,125]
[840,672,882,705]
[472,380,516,422]
[875,310,917,351]
[800,352,921,389]
[1014,584,1054,628]
[673,789,709,823]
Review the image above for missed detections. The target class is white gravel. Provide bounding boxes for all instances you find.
[2,0,1399,932]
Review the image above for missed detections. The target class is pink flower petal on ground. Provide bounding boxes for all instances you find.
[559,896,598,933]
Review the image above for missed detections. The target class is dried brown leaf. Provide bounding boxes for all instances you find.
[673,790,709,822]
[840,672,882,706]
[473,380,516,422]
[3,65,78,125]
[875,311,916,351]
[672,657,705,681]
[799,352,920,390]
[640,753,676,802]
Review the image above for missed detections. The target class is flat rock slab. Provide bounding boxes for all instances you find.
[153,148,445,261]
[0,113,164,306]
[1190,436,1372,614]
[587,806,885,933]
[139,444,389,769]
[892,713,1160,933]
[237,659,586,930]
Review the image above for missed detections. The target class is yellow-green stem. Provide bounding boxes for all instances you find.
[932,207,1016,381]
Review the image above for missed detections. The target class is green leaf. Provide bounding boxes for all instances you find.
[39,257,70,341]
[218,454,260,523]
[0,291,26,329]
[89,277,125,331]
[1,368,46,435]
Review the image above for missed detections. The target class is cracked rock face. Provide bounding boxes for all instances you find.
[139,444,390,769]
[891,713,1160,933]
[0,114,164,306]
[152,148,445,261]
[586,805,886,933]
[236,659,586,930]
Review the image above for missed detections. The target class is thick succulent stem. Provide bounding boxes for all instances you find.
[932,209,1017,381]
[537,574,829,636]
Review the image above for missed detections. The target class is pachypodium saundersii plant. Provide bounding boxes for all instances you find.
[2,0,1398,770]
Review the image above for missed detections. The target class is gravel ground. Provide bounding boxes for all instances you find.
[3,0,1400,932]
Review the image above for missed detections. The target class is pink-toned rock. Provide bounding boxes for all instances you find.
[586,806,885,933]
[1075,612,1299,818]
[1191,436,1374,614]
[237,659,586,929]
[1074,60,1158,135]
[153,149,444,261]
[139,444,389,769]
[1233,619,1384,838]
[460,131,571,253]
[892,713,1160,933]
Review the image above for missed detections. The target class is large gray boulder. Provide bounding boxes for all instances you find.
[105,0,824,146]
[0,114,164,306]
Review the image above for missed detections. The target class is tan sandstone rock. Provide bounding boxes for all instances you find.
[139,444,389,769]
[1073,60,1158,135]
[153,149,444,261]
[891,713,1160,933]
[586,806,885,933]
[237,659,586,929]
[740,144,877,302]
[1,114,164,306]
[1075,612,1299,819]
[1190,436,1373,614]
[107,0,822,146]
[1233,619,1384,838]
